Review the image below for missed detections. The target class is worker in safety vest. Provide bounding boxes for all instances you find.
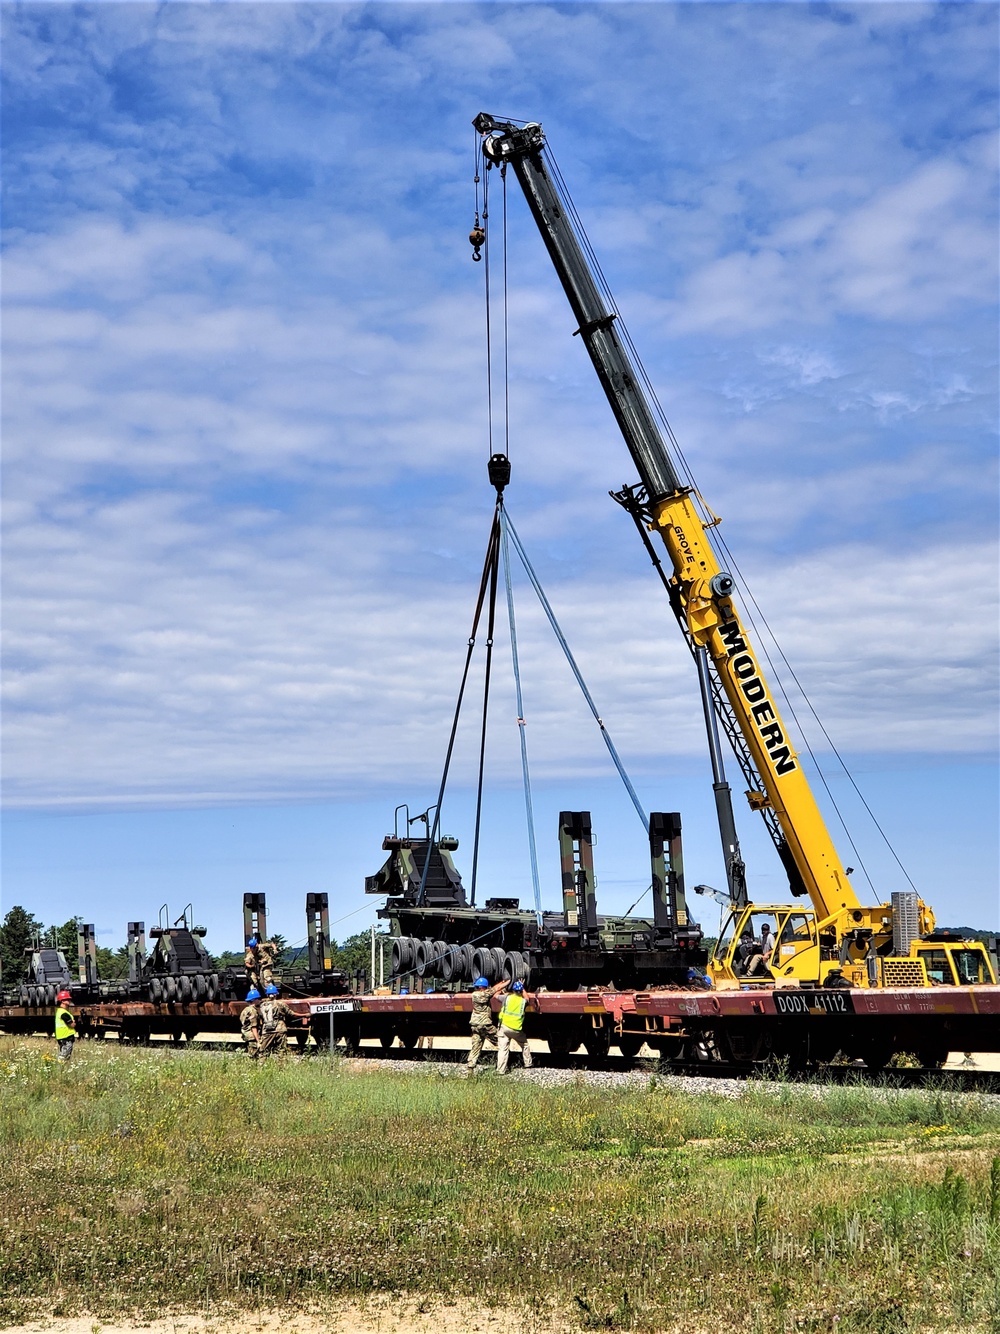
[467,976,508,1070]
[496,979,533,1075]
[53,990,77,1062]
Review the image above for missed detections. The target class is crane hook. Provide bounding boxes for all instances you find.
[469,211,485,262]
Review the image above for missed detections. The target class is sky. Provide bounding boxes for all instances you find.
[2,1,997,954]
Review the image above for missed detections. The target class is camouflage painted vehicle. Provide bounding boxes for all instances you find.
[365,809,706,991]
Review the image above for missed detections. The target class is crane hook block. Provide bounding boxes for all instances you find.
[469,225,485,261]
[488,453,511,493]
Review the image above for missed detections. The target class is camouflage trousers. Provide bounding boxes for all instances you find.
[259,965,275,988]
[243,1037,259,1060]
[258,1026,287,1057]
[57,1038,75,1062]
[467,1026,498,1068]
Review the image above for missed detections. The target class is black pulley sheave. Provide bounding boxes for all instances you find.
[488,452,510,494]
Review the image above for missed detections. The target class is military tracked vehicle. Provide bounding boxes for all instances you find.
[365,808,707,990]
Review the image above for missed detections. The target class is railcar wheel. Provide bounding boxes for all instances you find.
[379,1031,396,1050]
[917,1047,948,1070]
[546,1028,575,1055]
[399,1031,418,1049]
[722,1028,772,1065]
[616,1035,643,1059]
[861,1043,893,1073]
[583,1024,611,1058]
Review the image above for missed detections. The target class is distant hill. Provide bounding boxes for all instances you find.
[939,927,998,943]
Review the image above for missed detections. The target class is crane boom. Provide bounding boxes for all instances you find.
[473,113,861,924]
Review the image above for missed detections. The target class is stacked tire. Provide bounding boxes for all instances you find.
[388,936,529,987]
[391,936,415,977]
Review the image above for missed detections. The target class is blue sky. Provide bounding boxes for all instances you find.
[2,2,997,951]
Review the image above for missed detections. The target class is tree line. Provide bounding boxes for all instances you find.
[0,905,388,985]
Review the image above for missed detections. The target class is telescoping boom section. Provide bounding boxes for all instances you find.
[473,114,942,974]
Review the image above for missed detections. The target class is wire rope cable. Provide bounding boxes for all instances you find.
[483,160,494,455]
[503,509,649,832]
[541,141,915,892]
[418,509,502,904]
[500,507,544,926]
[469,527,500,908]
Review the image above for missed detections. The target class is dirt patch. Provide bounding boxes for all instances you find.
[5,1302,584,1334]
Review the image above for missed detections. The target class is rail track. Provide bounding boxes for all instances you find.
[335,1043,1000,1092]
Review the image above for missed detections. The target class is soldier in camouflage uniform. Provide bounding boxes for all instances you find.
[256,939,279,990]
[258,985,295,1057]
[240,997,261,1058]
[467,976,508,1069]
[244,937,260,992]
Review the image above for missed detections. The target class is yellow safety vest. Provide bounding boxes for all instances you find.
[54,1007,75,1040]
[499,993,526,1032]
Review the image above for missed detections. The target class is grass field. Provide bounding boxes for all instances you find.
[2,1037,999,1333]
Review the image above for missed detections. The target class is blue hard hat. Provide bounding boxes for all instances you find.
[474,976,490,989]
[246,987,260,1001]
[248,937,258,948]
[264,984,278,997]
[511,980,524,992]
[399,987,409,995]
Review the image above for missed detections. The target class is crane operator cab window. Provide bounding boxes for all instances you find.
[773,912,817,973]
[951,947,995,986]
[917,949,956,987]
[715,911,781,978]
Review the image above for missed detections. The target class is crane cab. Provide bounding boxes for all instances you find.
[710,907,996,989]
[886,934,996,988]
[709,904,820,986]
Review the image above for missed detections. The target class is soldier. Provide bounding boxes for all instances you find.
[467,976,508,1070]
[240,990,261,1058]
[258,984,295,1057]
[53,990,77,1062]
[256,938,279,991]
[496,980,534,1075]
[244,936,260,992]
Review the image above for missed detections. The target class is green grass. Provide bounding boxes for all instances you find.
[2,1037,999,1332]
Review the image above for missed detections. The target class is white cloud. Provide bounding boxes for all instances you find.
[2,1,996,817]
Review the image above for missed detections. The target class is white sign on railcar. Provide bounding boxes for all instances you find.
[310,1000,357,1015]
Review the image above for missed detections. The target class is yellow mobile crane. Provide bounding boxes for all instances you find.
[472,114,995,991]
